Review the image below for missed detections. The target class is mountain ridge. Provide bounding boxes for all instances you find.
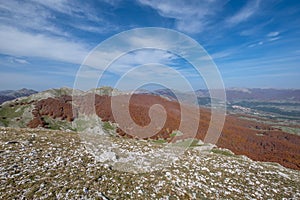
[0,88,37,104]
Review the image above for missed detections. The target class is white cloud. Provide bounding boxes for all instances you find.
[3,56,30,65]
[30,0,103,23]
[83,30,185,71]
[268,36,280,41]
[83,48,177,75]
[70,23,119,34]
[30,0,78,15]
[248,41,264,48]
[267,31,280,37]
[100,0,122,6]
[222,54,300,75]
[226,0,261,26]
[0,0,115,36]
[11,58,29,65]
[110,50,177,72]
[115,64,195,91]
[75,27,221,91]
[0,1,67,36]
[137,0,224,33]
[0,25,89,64]
[210,50,234,60]
[247,32,281,48]
[266,31,280,42]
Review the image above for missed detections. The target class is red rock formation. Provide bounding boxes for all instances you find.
[28,95,74,128]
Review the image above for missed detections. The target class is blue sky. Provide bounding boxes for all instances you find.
[0,0,299,91]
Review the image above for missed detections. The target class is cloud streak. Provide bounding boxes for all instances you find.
[0,0,116,37]
[137,0,225,33]
[0,25,89,64]
[226,0,261,26]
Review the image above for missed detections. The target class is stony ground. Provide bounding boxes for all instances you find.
[0,127,299,199]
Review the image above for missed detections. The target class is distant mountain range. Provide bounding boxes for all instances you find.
[1,88,299,105]
[219,88,300,102]
[149,88,300,102]
[0,88,37,104]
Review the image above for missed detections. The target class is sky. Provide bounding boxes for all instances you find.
[0,0,299,91]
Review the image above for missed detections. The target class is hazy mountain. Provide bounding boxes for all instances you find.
[0,88,37,104]
[225,88,300,102]
[152,88,300,102]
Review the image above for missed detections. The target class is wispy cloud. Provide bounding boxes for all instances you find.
[0,0,115,37]
[0,1,67,36]
[0,0,299,90]
[221,54,300,75]
[100,0,122,7]
[82,48,179,77]
[30,0,104,23]
[247,31,282,47]
[70,23,118,34]
[0,25,89,64]
[137,0,225,33]
[266,31,281,42]
[248,41,264,48]
[9,57,30,65]
[267,31,280,37]
[226,0,261,26]
[268,36,280,41]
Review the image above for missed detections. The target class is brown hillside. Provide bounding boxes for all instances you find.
[27,94,300,170]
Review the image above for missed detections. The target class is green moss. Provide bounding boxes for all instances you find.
[173,138,202,148]
[51,88,73,96]
[0,104,28,126]
[43,116,75,131]
[273,126,300,136]
[152,139,167,144]
[169,133,176,137]
[73,118,86,131]
[102,121,114,132]
[169,130,183,137]
[92,86,115,96]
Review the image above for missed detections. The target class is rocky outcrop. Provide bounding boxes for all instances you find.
[28,95,74,128]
